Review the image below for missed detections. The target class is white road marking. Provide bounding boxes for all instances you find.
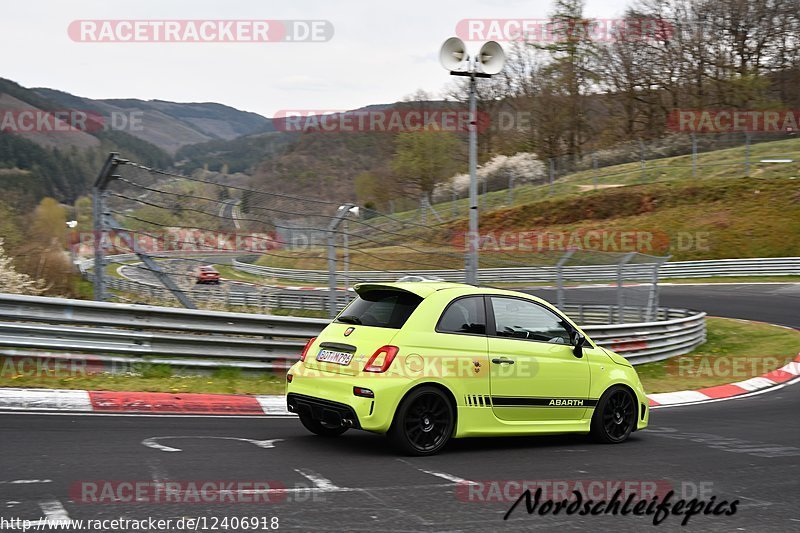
[0,480,52,484]
[294,469,340,491]
[397,459,478,485]
[142,435,282,452]
[38,500,70,522]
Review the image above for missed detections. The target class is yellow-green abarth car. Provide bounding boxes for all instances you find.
[286,282,649,455]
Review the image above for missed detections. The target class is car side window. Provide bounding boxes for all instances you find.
[437,296,486,335]
[490,297,572,345]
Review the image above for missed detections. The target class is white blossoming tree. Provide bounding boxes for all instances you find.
[0,239,46,295]
[435,152,546,201]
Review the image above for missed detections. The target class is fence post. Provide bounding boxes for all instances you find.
[639,139,646,182]
[691,133,697,178]
[647,259,663,321]
[549,158,555,194]
[327,204,354,318]
[744,132,751,177]
[592,152,598,190]
[555,249,575,310]
[508,173,514,205]
[616,252,636,324]
[92,153,120,302]
[343,219,349,298]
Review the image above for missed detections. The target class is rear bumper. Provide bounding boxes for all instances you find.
[286,362,410,433]
[287,393,361,429]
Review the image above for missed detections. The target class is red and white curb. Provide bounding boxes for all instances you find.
[648,353,800,407]
[0,354,797,415]
[0,389,290,416]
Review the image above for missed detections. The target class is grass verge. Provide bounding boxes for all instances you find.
[0,364,287,396]
[637,317,800,393]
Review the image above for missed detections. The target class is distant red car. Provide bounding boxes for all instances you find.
[195,265,221,284]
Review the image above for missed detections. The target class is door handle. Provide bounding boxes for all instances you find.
[491,357,515,365]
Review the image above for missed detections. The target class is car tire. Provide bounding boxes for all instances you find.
[388,386,454,456]
[590,385,636,444]
[298,413,348,437]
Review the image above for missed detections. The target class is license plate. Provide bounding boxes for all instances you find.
[316,349,354,366]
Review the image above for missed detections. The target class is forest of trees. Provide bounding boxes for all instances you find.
[256,0,800,211]
[451,0,800,162]
[2,0,799,220]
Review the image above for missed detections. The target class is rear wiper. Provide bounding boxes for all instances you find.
[337,315,362,324]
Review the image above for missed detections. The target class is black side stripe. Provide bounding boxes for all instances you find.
[464,395,493,407]
[491,397,599,407]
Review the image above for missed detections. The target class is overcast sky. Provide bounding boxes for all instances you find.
[2,0,632,118]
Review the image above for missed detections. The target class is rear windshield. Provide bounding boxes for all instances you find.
[336,290,423,329]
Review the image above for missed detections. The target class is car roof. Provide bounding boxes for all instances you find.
[353,281,542,301]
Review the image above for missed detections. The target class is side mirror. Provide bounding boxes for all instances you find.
[572,331,586,358]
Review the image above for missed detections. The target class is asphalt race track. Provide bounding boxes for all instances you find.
[528,282,800,329]
[0,283,797,532]
[1,384,798,532]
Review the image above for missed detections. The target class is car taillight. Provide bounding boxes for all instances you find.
[363,345,399,373]
[300,337,316,362]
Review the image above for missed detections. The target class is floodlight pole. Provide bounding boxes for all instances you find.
[441,37,504,285]
[450,70,490,285]
[467,74,479,285]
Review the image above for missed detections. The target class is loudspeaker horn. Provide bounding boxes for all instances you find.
[477,41,506,75]
[439,37,468,71]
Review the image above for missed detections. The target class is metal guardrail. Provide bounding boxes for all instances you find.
[232,257,800,283]
[0,294,704,369]
[0,293,326,371]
